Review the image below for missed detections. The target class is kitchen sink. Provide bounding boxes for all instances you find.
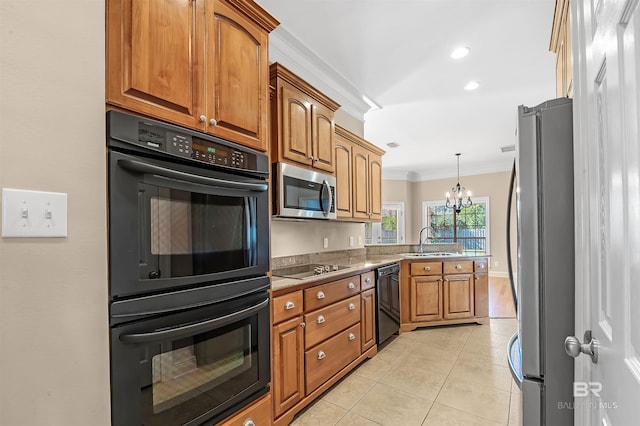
[400,252,462,258]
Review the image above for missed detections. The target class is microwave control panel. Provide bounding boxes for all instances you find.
[137,122,257,171]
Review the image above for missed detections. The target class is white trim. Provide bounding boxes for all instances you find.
[367,202,406,244]
[268,26,371,121]
[489,271,510,278]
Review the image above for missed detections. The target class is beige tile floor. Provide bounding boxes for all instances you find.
[291,318,522,426]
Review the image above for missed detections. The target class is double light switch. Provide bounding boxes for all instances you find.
[2,188,68,237]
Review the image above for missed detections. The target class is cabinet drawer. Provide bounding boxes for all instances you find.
[217,394,272,426]
[305,323,361,394]
[443,261,473,274]
[273,291,303,324]
[474,259,488,272]
[304,295,361,349]
[360,271,375,290]
[410,261,442,276]
[304,276,361,311]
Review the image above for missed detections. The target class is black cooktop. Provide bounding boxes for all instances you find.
[272,264,353,280]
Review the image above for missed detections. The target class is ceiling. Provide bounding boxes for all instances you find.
[259,0,558,181]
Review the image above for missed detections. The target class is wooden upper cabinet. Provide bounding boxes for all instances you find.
[334,125,385,222]
[107,0,204,129]
[106,0,278,151]
[334,135,353,217]
[270,63,340,172]
[550,0,572,98]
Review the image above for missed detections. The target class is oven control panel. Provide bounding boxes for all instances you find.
[137,121,257,171]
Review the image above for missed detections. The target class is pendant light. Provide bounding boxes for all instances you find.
[445,153,473,213]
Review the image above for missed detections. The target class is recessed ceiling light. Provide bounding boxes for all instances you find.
[464,81,480,91]
[451,47,470,59]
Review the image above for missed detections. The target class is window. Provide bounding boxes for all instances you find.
[364,202,405,244]
[422,197,489,255]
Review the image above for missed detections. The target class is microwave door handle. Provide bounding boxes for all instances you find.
[119,297,268,344]
[117,159,268,192]
[321,180,331,216]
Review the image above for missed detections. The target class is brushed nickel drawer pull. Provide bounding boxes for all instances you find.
[455,264,462,269]
[284,301,295,310]
[317,351,326,360]
[317,291,325,299]
[479,264,485,269]
[300,322,305,328]
[316,315,325,324]
[424,266,431,271]
[243,419,255,426]
[348,282,356,289]
[365,277,371,283]
[349,333,356,341]
[349,303,356,311]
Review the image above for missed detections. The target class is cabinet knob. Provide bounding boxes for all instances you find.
[348,303,356,311]
[455,264,462,269]
[309,155,314,160]
[209,118,217,126]
[316,315,325,324]
[479,264,485,269]
[243,419,255,426]
[284,301,295,310]
[199,115,207,122]
[317,350,326,360]
[317,291,325,300]
[348,333,356,341]
[365,277,371,283]
[300,322,306,328]
[424,266,431,271]
[348,282,356,289]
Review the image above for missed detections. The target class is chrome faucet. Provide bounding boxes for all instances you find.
[418,226,430,253]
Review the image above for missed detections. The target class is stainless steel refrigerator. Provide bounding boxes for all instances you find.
[507,97,575,425]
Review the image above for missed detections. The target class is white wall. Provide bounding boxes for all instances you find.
[0,1,110,424]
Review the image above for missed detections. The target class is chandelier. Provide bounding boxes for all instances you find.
[445,153,473,213]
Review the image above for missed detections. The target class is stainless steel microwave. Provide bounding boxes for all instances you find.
[273,162,336,220]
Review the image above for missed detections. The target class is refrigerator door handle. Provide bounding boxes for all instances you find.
[508,332,523,388]
[506,159,518,312]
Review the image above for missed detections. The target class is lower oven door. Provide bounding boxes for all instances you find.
[110,291,270,426]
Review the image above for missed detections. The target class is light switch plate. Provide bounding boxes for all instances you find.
[2,188,68,237]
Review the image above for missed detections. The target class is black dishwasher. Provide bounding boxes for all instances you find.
[376,263,400,345]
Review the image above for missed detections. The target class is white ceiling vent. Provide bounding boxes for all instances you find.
[501,145,516,152]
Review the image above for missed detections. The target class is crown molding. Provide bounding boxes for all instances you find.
[268,26,370,121]
[382,160,513,182]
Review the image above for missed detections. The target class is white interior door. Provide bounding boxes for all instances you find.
[572,0,640,424]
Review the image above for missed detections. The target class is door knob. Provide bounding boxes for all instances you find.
[565,330,598,364]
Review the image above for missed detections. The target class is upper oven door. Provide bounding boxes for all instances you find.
[109,150,270,299]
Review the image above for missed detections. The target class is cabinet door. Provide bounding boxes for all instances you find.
[207,0,269,151]
[334,136,353,218]
[361,288,376,352]
[280,83,313,166]
[106,0,205,130]
[368,153,383,221]
[352,144,370,220]
[410,275,442,322]
[272,316,304,418]
[443,274,474,319]
[474,273,489,318]
[311,103,335,172]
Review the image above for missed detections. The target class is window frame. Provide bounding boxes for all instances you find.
[365,202,405,245]
[421,197,490,255]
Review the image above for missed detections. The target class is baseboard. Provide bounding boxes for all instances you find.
[489,271,509,278]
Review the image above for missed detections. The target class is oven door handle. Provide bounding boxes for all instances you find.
[118,159,268,192]
[119,297,269,344]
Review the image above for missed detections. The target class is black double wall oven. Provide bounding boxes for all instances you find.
[107,111,270,426]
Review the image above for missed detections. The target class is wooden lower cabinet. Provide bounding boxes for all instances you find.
[305,324,361,393]
[410,275,443,321]
[271,271,378,424]
[401,258,489,332]
[443,274,474,319]
[272,315,304,418]
[360,288,376,352]
[218,394,272,426]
